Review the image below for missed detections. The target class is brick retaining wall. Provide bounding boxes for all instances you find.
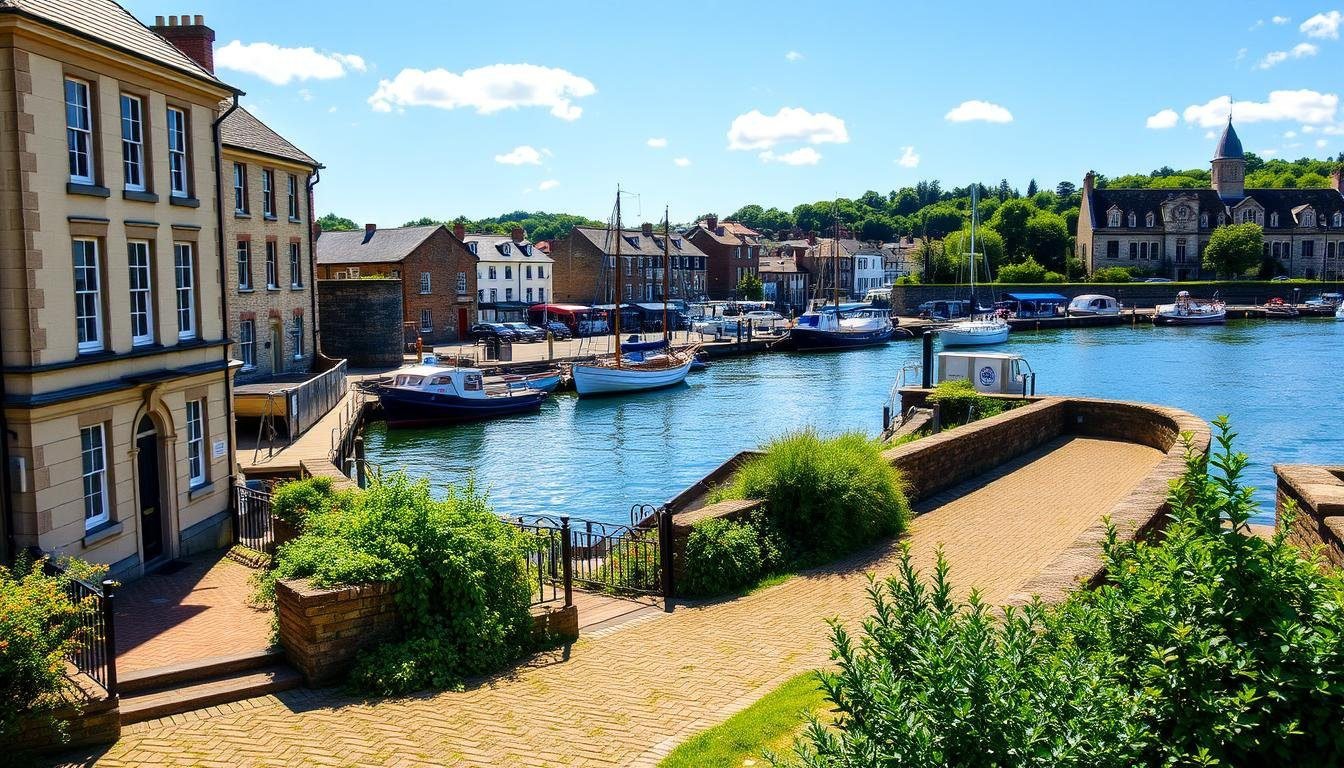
[3,685,120,756]
[1276,464,1344,569]
[276,579,400,686]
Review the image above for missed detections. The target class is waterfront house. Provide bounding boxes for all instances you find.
[456,223,553,322]
[315,224,477,345]
[550,224,709,305]
[1078,119,1344,280]
[0,5,237,580]
[758,251,810,316]
[686,216,762,299]
[788,236,855,301]
[881,237,920,284]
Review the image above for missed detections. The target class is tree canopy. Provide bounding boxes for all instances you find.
[317,213,357,231]
[1203,222,1264,277]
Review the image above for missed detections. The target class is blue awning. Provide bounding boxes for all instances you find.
[1005,293,1068,302]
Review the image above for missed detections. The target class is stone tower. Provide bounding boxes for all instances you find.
[1211,118,1245,201]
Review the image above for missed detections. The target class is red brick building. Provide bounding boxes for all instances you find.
[686,216,763,299]
[550,224,708,304]
[314,224,477,344]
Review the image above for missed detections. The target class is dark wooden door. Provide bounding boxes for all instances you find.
[136,418,163,562]
[457,308,469,340]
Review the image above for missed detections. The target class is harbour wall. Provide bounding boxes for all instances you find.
[887,281,1320,314]
[1277,464,1344,569]
[316,279,404,367]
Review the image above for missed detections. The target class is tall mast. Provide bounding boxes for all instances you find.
[662,205,670,345]
[613,187,622,368]
[969,184,978,307]
[832,204,840,309]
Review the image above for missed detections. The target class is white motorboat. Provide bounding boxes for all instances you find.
[1153,291,1226,325]
[1067,294,1121,317]
[940,316,1010,346]
[1336,302,1343,320]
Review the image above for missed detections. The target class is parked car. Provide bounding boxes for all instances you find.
[470,323,518,342]
[540,320,572,340]
[503,322,545,342]
[1142,277,1173,283]
[1270,275,1291,282]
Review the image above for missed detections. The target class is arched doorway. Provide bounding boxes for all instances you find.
[135,415,165,562]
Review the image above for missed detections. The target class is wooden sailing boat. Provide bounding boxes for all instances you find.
[572,192,698,396]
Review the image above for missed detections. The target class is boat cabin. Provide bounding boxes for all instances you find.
[936,352,1035,395]
[916,299,971,320]
[390,365,485,396]
[1067,294,1121,316]
[999,292,1067,319]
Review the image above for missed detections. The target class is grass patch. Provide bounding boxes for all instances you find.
[659,672,829,768]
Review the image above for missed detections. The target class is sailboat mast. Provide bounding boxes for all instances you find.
[614,187,622,369]
[969,184,978,307]
[662,206,670,345]
[832,206,840,309]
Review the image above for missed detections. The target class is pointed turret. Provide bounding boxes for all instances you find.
[1213,118,1244,160]
[1211,117,1246,201]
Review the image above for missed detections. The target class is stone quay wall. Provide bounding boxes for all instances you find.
[1276,464,1344,569]
[315,278,404,367]
[887,281,1307,315]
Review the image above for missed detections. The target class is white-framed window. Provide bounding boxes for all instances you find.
[1145,212,1155,227]
[467,241,478,255]
[292,316,304,359]
[504,265,512,279]
[1107,210,1120,227]
[262,169,275,217]
[120,94,145,191]
[239,318,255,369]
[456,271,466,294]
[73,238,102,353]
[265,241,278,288]
[1200,213,1210,228]
[167,106,188,197]
[233,162,247,213]
[81,424,109,530]
[1270,212,1279,227]
[488,266,497,279]
[289,242,302,287]
[1332,212,1343,228]
[538,287,546,302]
[505,288,513,301]
[525,265,533,279]
[347,266,360,278]
[1127,212,1136,228]
[236,240,251,289]
[419,272,431,294]
[287,174,300,219]
[489,288,497,302]
[419,308,432,332]
[174,242,196,339]
[501,243,511,256]
[526,287,533,302]
[478,288,485,302]
[538,265,545,278]
[65,78,94,184]
[185,399,205,487]
[1304,210,1316,227]
[128,240,154,346]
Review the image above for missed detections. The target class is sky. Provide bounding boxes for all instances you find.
[124,1,1344,225]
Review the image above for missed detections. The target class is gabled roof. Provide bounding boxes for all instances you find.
[463,233,553,263]
[692,219,762,245]
[1,0,229,88]
[220,106,318,167]
[1087,188,1227,228]
[571,226,709,259]
[1245,189,1344,226]
[759,254,805,274]
[316,225,441,265]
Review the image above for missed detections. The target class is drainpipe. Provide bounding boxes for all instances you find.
[306,168,321,363]
[214,94,241,506]
[0,336,13,563]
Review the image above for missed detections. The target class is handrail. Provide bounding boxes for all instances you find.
[41,557,117,697]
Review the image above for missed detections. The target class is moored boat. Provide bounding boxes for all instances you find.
[378,365,547,427]
[488,368,563,392]
[1259,298,1299,319]
[1067,294,1121,317]
[940,316,1011,346]
[790,305,894,350]
[1153,291,1226,325]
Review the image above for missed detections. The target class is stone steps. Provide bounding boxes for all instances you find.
[118,650,301,725]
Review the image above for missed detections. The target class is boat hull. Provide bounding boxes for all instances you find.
[940,325,1010,346]
[1065,309,1119,317]
[788,326,894,351]
[572,358,694,396]
[1152,312,1226,326]
[378,387,546,427]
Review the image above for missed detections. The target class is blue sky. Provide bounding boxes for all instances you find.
[127,1,1344,224]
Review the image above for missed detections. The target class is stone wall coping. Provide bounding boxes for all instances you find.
[1275,464,1344,516]
[276,577,396,603]
[881,397,1065,467]
[671,498,765,532]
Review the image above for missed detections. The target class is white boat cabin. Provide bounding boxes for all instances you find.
[389,365,486,397]
[936,352,1034,394]
[1067,294,1121,316]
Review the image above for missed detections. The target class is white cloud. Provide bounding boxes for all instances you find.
[1236,47,1248,61]
[1318,138,1330,147]
[1303,124,1317,132]
[1256,42,1318,69]
[1259,148,1280,156]
[538,179,559,191]
[1273,14,1292,24]
[298,88,313,101]
[726,107,848,150]
[896,146,920,168]
[1250,18,1266,30]
[1285,130,1298,138]
[1205,130,1218,139]
[785,50,804,62]
[1301,10,1343,38]
[1182,90,1339,127]
[215,40,366,86]
[368,64,596,120]
[944,99,1013,123]
[1324,124,1344,134]
[758,147,822,165]
[494,145,545,165]
[673,157,691,167]
[327,106,337,114]
[646,137,668,148]
[1146,108,1179,129]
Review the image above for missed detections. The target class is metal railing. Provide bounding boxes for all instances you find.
[234,484,276,555]
[42,558,117,698]
[507,515,573,607]
[290,359,348,440]
[507,511,673,600]
[329,388,367,466]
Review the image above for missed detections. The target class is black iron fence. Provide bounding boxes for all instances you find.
[235,484,276,555]
[42,559,117,698]
[508,511,672,600]
[508,515,573,607]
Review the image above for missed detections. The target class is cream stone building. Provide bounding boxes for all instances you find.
[0,3,238,580]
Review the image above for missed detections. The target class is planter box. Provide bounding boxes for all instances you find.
[275,579,400,686]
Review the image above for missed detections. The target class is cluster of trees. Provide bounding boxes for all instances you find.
[1097,152,1344,192]
[315,211,603,243]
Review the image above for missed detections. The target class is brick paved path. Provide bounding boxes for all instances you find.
[69,436,1160,768]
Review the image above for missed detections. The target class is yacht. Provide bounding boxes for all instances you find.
[939,185,1009,347]
[1153,291,1226,325]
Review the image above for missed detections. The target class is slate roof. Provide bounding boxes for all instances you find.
[463,233,553,263]
[1,0,228,87]
[1214,120,1243,160]
[693,220,762,245]
[1243,189,1344,226]
[759,254,805,274]
[315,225,441,265]
[572,227,709,259]
[1089,186,1344,229]
[220,106,318,167]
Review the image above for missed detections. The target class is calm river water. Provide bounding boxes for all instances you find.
[363,318,1344,526]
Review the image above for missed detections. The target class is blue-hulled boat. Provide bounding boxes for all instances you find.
[378,365,547,427]
[789,305,894,350]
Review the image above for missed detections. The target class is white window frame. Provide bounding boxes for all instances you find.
[1108,211,1120,227]
[128,240,154,346]
[65,78,94,184]
[347,266,360,278]
[456,271,466,295]
[73,238,103,353]
[478,289,485,302]
[239,318,255,369]
[236,239,252,289]
[419,308,432,332]
[504,265,512,279]
[505,287,513,301]
[489,288,497,302]
[185,399,205,487]
[526,287,533,302]
[538,287,546,302]
[262,169,275,217]
[287,174,300,219]
[265,240,278,289]
[233,162,247,213]
[167,106,188,197]
[81,424,109,530]
[292,316,305,360]
[419,272,431,294]
[174,242,196,340]
[120,94,145,192]
[289,242,302,287]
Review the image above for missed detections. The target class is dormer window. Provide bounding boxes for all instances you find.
[1127,212,1136,228]
[672,238,682,249]
[1200,212,1209,228]
[1334,212,1342,228]
[1303,210,1316,227]
[1270,212,1279,227]
[1107,209,1121,227]
[500,243,511,256]
[467,241,478,255]
[1217,213,1226,226]
[1145,212,1155,228]
[625,236,640,249]
[522,245,532,256]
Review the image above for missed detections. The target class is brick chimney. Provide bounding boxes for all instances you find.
[807,231,817,246]
[363,223,376,243]
[1083,170,1096,194]
[640,222,653,237]
[1332,166,1343,193]
[453,222,466,240]
[511,226,525,242]
[151,15,216,74]
[311,221,321,240]
[704,215,718,231]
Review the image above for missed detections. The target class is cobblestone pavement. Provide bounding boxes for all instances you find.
[67,436,1161,768]
[114,551,274,673]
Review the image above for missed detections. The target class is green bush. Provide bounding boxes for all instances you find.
[711,430,908,563]
[1041,270,1065,283]
[790,419,1344,767]
[995,257,1048,283]
[682,515,784,597]
[0,558,90,740]
[266,472,537,695]
[927,378,1021,427]
[1090,266,1134,283]
[270,476,342,528]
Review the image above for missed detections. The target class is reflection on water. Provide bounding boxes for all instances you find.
[364,319,1344,525]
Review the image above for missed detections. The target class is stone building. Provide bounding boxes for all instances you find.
[0,4,237,579]
[549,224,708,305]
[314,224,477,345]
[1079,119,1344,280]
[686,216,760,299]
[456,224,553,322]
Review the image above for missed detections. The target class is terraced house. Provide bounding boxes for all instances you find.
[0,2,237,579]
[457,223,552,323]
[687,215,760,299]
[550,223,708,305]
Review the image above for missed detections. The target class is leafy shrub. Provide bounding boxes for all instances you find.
[270,476,341,529]
[790,419,1344,767]
[995,257,1048,283]
[266,472,537,695]
[1090,266,1134,283]
[1041,270,1065,283]
[682,515,784,597]
[711,430,908,562]
[927,378,1021,427]
[0,558,88,739]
